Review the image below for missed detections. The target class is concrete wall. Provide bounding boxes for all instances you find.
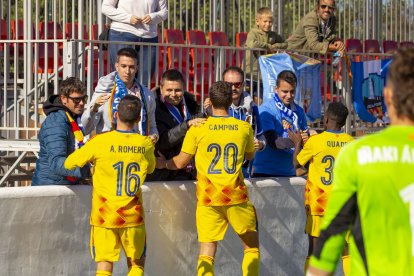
[0,178,309,276]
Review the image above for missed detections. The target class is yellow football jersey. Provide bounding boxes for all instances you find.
[181,116,255,206]
[65,130,155,228]
[297,131,353,215]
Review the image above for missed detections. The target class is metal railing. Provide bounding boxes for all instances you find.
[0,0,413,43]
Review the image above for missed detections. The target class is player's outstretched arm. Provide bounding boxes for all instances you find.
[156,151,193,170]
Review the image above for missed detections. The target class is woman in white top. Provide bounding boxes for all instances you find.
[102,0,168,87]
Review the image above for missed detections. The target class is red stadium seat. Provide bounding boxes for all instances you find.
[0,19,6,51]
[208,31,234,67]
[346,39,362,61]
[235,32,248,47]
[65,22,88,39]
[164,29,190,72]
[150,30,168,88]
[346,39,363,52]
[186,30,214,94]
[39,21,63,39]
[10,19,33,56]
[400,41,414,49]
[382,40,398,54]
[36,43,63,74]
[364,39,380,60]
[364,39,380,53]
[164,29,194,91]
[0,19,7,40]
[235,32,248,67]
[11,19,24,40]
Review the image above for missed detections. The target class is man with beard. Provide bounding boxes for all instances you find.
[287,0,345,56]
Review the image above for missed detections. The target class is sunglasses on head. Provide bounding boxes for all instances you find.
[320,4,335,11]
[226,81,243,89]
[67,95,88,104]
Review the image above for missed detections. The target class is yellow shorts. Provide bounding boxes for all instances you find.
[196,201,258,242]
[305,214,350,243]
[90,225,146,262]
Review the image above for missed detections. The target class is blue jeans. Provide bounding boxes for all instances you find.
[108,29,158,87]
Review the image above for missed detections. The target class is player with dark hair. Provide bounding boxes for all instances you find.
[289,101,353,275]
[65,94,155,276]
[156,81,260,275]
[307,48,414,275]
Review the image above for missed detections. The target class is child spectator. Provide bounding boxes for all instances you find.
[289,102,353,275]
[65,95,155,276]
[245,7,288,104]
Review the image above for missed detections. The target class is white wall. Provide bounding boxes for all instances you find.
[0,178,309,276]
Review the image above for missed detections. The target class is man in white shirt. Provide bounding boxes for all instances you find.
[102,0,168,86]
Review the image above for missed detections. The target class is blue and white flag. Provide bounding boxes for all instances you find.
[351,59,391,123]
[259,53,322,121]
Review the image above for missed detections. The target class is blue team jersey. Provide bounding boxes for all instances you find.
[253,99,308,176]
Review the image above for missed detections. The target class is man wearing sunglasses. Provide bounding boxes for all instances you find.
[204,66,265,153]
[32,77,90,185]
[287,0,345,57]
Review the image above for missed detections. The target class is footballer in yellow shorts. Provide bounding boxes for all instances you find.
[197,201,258,242]
[291,102,353,276]
[156,82,260,276]
[65,96,155,276]
[91,225,146,262]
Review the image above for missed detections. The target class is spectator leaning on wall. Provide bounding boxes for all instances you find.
[287,0,345,57]
[32,77,90,185]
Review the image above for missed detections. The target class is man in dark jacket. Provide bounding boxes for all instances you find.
[32,77,90,185]
[146,69,205,181]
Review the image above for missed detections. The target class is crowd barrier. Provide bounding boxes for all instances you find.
[0,177,320,276]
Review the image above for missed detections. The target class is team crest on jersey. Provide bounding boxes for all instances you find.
[282,119,292,130]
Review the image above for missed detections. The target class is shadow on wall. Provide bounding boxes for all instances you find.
[0,178,308,276]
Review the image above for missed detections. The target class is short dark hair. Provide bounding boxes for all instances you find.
[222,66,244,82]
[387,48,414,122]
[117,95,142,125]
[117,47,138,62]
[209,81,232,109]
[276,70,297,87]
[326,101,348,128]
[59,77,86,97]
[160,69,185,86]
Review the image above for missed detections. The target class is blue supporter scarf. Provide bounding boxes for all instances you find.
[111,73,148,134]
[273,93,299,131]
[162,96,191,125]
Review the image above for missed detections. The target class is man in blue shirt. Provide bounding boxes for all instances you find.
[253,70,309,177]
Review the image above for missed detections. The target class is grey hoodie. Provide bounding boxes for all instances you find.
[81,71,158,136]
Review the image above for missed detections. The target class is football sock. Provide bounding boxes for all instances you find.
[197,255,215,276]
[242,248,260,276]
[342,255,350,276]
[96,270,112,276]
[127,265,144,276]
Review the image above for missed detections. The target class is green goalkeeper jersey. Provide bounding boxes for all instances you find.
[310,125,414,275]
